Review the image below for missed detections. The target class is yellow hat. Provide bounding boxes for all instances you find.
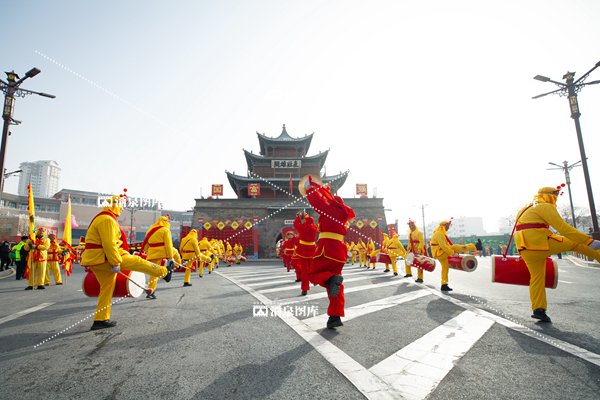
[538,186,560,195]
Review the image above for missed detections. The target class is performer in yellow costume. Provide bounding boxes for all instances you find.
[367,238,377,269]
[356,239,368,267]
[180,229,203,286]
[24,227,50,290]
[430,219,476,292]
[386,233,406,276]
[198,236,214,275]
[142,216,175,299]
[81,195,171,330]
[515,186,600,322]
[44,233,63,285]
[381,233,392,272]
[406,220,426,282]
[224,241,234,266]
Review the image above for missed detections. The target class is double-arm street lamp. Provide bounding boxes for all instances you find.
[533,60,600,239]
[0,68,55,200]
[547,160,581,228]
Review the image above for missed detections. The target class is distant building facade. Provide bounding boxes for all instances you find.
[18,160,61,198]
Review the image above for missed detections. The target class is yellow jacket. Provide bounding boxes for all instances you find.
[381,234,390,252]
[387,236,406,258]
[198,237,213,256]
[356,240,367,254]
[180,230,201,261]
[431,225,454,258]
[25,236,50,262]
[514,202,591,251]
[143,217,174,260]
[81,210,126,266]
[408,228,425,254]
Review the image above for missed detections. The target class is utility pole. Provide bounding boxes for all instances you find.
[0,68,55,200]
[547,160,581,228]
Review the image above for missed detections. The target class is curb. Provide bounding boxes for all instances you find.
[566,255,600,269]
[0,268,16,280]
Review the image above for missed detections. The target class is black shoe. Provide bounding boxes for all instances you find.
[383,269,390,273]
[198,275,203,278]
[441,284,453,292]
[532,309,552,323]
[91,320,117,331]
[37,286,45,290]
[56,283,63,285]
[146,291,157,300]
[295,279,301,282]
[404,274,412,278]
[326,275,344,298]
[209,271,211,274]
[301,291,308,296]
[25,286,33,290]
[393,272,398,276]
[415,279,424,283]
[327,316,343,329]
[183,282,192,287]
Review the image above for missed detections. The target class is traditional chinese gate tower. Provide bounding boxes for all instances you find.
[193,125,386,258]
[226,124,347,198]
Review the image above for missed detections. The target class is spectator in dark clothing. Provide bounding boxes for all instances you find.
[12,236,29,280]
[475,239,483,256]
[0,241,11,271]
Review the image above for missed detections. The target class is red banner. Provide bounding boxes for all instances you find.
[248,183,261,197]
[356,184,368,196]
[212,184,224,196]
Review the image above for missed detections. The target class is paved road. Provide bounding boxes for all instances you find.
[0,257,599,399]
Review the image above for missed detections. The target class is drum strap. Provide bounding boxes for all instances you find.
[505,204,534,257]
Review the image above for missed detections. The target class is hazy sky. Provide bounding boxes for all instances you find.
[4,0,600,232]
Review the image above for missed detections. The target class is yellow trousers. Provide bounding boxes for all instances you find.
[520,238,600,311]
[147,258,161,292]
[358,253,367,266]
[387,256,399,274]
[89,254,167,321]
[28,260,47,287]
[44,261,63,285]
[404,260,424,279]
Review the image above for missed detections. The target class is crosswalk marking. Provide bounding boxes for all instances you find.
[302,290,432,330]
[369,310,494,400]
[239,268,374,285]
[258,274,402,294]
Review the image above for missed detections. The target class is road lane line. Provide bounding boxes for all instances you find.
[0,303,54,325]
[246,269,376,287]
[259,274,402,294]
[302,290,431,330]
[423,286,600,368]
[369,310,494,400]
[216,270,404,400]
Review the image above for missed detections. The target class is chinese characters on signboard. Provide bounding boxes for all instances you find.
[248,183,261,196]
[211,184,224,196]
[356,184,368,196]
[271,160,301,168]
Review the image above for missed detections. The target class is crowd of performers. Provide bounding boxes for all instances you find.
[18,183,600,330]
[279,182,600,327]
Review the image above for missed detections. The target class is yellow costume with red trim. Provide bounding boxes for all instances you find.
[23,228,50,289]
[180,229,202,285]
[356,239,368,267]
[81,196,168,324]
[381,233,391,271]
[386,234,406,275]
[367,239,377,269]
[431,220,475,290]
[143,216,174,295]
[406,222,426,280]
[44,235,63,285]
[515,187,600,315]
[198,237,213,275]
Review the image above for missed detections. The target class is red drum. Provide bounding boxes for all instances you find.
[405,253,436,272]
[448,254,478,272]
[491,255,557,289]
[82,270,146,298]
[377,253,392,264]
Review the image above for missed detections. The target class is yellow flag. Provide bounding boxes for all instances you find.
[63,195,72,246]
[27,183,35,238]
[61,195,73,276]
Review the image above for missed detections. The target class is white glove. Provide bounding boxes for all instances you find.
[589,240,600,250]
[111,265,121,273]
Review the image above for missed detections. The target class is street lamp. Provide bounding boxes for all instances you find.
[0,68,55,200]
[533,60,600,239]
[547,161,581,228]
